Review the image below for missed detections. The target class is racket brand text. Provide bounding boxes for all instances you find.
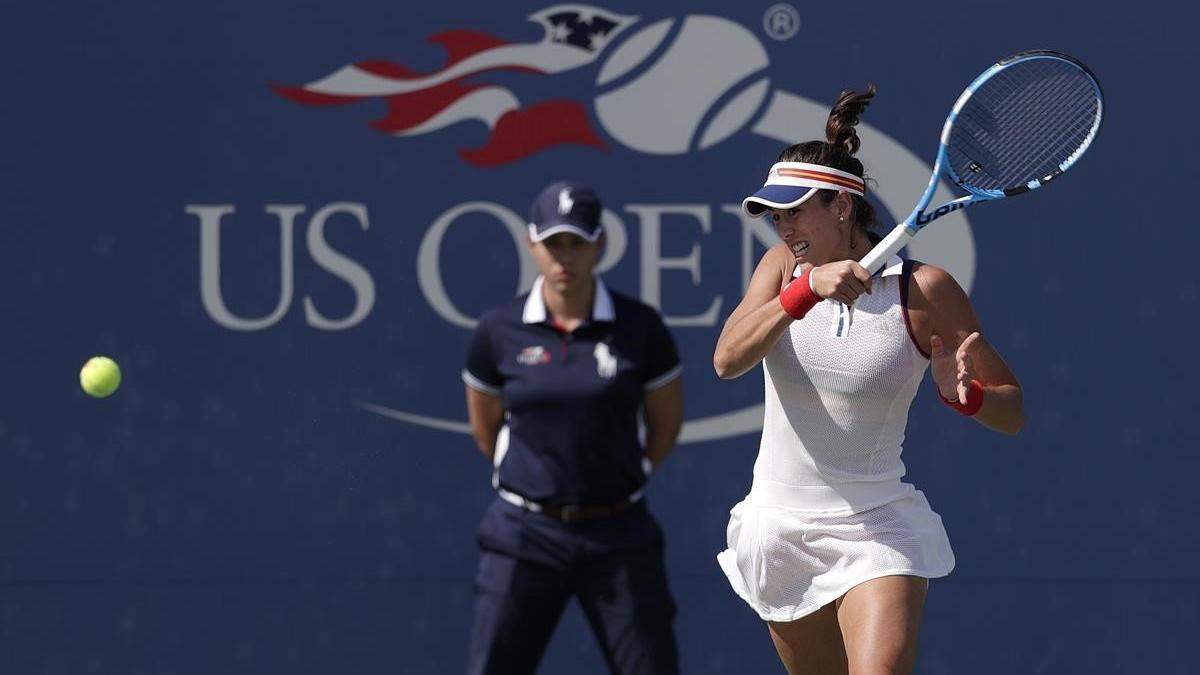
[916,200,972,225]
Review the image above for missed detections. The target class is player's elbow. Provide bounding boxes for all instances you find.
[713,351,743,380]
[997,412,1025,436]
[1008,406,1026,435]
[993,388,1025,435]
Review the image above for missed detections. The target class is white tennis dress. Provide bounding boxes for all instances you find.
[718,256,955,622]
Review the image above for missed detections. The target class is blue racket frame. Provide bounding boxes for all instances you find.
[844,49,1103,336]
[944,51,1103,192]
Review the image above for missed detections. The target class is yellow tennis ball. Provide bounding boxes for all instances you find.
[80,356,122,398]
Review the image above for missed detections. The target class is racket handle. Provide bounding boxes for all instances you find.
[831,224,916,338]
[858,224,917,275]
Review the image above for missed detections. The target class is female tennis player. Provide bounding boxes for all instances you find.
[712,85,1025,675]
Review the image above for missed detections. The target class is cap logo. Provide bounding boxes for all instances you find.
[557,188,576,216]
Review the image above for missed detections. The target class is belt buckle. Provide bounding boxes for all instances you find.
[558,504,580,523]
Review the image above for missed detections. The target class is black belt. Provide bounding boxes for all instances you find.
[538,499,635,523]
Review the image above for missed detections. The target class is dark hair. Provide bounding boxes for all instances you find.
[777,84,878,234]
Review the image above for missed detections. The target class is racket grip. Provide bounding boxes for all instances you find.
[833,224,916,338]
[858,224,917,275]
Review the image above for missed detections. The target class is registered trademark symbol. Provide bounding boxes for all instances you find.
[763,3,800,41]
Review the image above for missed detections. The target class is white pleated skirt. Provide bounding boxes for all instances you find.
[717,483,955,622]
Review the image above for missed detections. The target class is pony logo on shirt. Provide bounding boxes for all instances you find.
[593,342,617,378]
[517,345,552,366]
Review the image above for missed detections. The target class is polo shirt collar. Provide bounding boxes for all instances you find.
[878,255,904,278]
[522,276,615,324]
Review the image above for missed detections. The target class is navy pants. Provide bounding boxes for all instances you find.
[467,504,679,675]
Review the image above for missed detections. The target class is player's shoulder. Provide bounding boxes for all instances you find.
[737,243,794,288]
[762,243,794,270]
[907,260,958,286]
[906,260,968,305]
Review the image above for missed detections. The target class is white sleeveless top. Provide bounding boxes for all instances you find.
[750,256,930,515]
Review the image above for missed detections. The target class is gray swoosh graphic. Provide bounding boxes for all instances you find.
[356,401,471,434]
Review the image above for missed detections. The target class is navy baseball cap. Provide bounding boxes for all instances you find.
[528,180,604,242]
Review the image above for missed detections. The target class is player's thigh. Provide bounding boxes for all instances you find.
[468,550,572,675]
[767,601,849,675]
[835,575,928,675]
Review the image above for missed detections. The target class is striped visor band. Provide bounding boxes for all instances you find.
[741,162,866,217]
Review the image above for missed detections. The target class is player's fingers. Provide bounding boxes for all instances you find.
[848,265,873,295]
[930,334,947,359]
[958,331,982,356]
[957,350,976,382]
[958,364,972,384]
[829,276,863,304]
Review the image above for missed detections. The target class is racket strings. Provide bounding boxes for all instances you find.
[963,65,1095,173]
[982,74,1088,171]
[954,75,1097,189]
[955,73,1095,188]
[948,58,1100,192]
[986,69,1096,181]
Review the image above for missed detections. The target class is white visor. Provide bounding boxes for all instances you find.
[742,162,866,216]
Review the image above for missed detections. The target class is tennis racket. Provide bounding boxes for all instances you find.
[838,49,1103,336]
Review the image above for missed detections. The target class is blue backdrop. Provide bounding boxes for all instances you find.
[3,1,1196,673]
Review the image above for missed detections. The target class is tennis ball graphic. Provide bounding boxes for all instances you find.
[595,15,771,154]
[80,356,121,398]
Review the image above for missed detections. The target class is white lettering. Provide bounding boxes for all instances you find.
[719,204,778,292]
[595,209,628,275]
[303,202,376,330]
[417,202,536,329]
[189,204,299,331]
[626,204,721,327]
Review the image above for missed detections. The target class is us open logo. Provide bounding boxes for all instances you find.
[199,4,977,442]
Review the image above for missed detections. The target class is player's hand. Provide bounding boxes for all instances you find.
[809,260,873,304]
[931,331,980,403]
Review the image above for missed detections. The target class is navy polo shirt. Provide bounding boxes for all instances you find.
[463,276,682,506]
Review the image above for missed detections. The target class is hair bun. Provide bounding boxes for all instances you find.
[824,84,877,157]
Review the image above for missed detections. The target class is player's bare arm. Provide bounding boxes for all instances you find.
[713,244,796,379]
[908,263,1024,435]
